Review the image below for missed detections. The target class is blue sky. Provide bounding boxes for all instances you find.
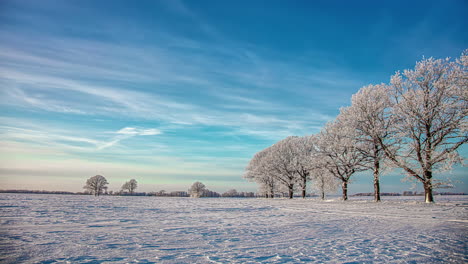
[0,0,467,194]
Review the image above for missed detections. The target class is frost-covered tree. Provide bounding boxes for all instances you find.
[311,168,339,200]
[289,136,315,198]
[244,147,277,198]
[269,137,301,199]
[245,137,309,199]
[315,120,368,201]
[188,181,206,198]
[222,189,238,197]
[341,84,393,202]
[122,179,138,194]
[380,53,467,203]
[83,175,109,196]
[246,135,340,199]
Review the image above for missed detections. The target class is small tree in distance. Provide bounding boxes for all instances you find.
[189,181,206,198]
[84,175,109,196]
[122,179,138,194]
[222,189,238,197]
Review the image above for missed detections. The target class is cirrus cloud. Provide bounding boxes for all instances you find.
[116,127,162,136]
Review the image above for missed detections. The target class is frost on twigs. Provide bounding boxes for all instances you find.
[381,51,467,203]
[339,83,394,202]
[244,136,316,199]
[314,120,368,201]
[243,50,466,203]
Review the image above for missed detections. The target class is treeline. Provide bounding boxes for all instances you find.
[244,50,467,203]
[0,188,256,198]
[353,191,466,196]
[81,176,256,198]
[0,190,77,195]
[1,189,464,197]
[186,182,255,198]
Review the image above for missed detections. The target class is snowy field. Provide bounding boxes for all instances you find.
[1,194,467,263]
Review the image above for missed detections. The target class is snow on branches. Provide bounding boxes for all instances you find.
[244,49,467,203]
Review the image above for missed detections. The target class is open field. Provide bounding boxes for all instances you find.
[1,194,467,263]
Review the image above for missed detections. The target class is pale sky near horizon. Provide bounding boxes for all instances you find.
[0,0,467,194]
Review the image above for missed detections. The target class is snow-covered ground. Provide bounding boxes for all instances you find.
[1,194,467,263]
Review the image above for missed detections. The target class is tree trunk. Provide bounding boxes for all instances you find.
[373,176,380,202]
[341,181,348,201]
[321,191,325,200]
[301,176,307,198]
[373,160,381,202]
[288,185,294,199]
[424,174,434,203]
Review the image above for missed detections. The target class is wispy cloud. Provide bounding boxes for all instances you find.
[0,0,361,192]
[97,127,162,150]
[116,127,162,136]
[0,119,162,153]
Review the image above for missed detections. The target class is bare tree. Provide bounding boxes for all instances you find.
[380,53,467,203]
[84,175,109,196]
[188,181,206,198]
[122,179,138,194]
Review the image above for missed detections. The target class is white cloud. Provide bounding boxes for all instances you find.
[96,127,162,150]
[139,129,161,136]
[116,127,138,135]
[0,121,162,152]
[116,127,162,136]
[0,10,360,142]
[0,28,351,130]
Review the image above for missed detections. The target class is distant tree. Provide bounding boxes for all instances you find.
[121,179,138,194]
[83,175,109,196]
[189,181,206,198]
[203,189,221,197]
[222,189,238,197]
[155,190,166,196]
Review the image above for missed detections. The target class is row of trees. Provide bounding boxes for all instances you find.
[187,181,255,198]
[83,175,138,196]
[83,177,254,198]
[245,50,467,203]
